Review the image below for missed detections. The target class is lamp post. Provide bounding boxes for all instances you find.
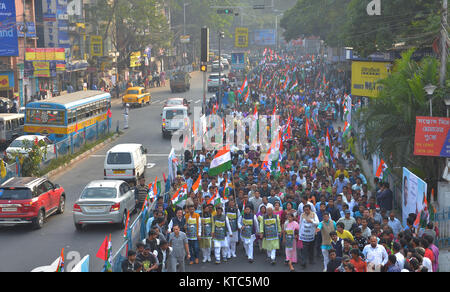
[424,84,437,117]
[218,31,224,111]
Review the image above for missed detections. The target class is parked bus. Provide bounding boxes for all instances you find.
[0,113,25,146]
[24,91,111,142]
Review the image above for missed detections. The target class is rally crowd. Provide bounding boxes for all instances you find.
[121,50,440,273]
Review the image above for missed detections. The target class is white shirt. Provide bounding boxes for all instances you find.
[297,201,316,215]
[422,257,433,272]
[394,252,405,270]
[363,244,388,266]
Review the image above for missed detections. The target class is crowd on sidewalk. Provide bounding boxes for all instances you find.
[121,50,440,272]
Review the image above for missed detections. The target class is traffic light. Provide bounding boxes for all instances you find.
[201,27,209,63]
[200,64,207,72]
[217,8,234,14]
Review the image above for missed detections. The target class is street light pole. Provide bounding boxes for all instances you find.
[218,32,222,110]
[424,84,437,117]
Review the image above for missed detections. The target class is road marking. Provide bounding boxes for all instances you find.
[195,100,202,104]
[147,163,156,169]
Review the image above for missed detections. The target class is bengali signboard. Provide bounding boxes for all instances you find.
[90,35,103,57]
[130,51,141,68]
[351,61,391,97]
[0,0,19,56]
[414,116,450,157]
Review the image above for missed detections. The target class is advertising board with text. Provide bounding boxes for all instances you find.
[0,0,19,56]
[351,61,391,97]
[414,116,450,157]
[235,27,249,48]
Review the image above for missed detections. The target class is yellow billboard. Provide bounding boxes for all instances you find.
[351,61,391,97]
[0,75,9,89]
[130,51,141,68]
[90,35,103,57]
[235,27,248,48]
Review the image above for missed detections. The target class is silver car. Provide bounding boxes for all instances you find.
[73,180,136,231]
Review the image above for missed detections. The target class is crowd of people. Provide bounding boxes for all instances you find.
[121,50,440,272]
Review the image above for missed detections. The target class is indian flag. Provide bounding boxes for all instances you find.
[207,189,219,205]
[104,234,112,272]
[243,88,250,103]
[192,175,202,194]
[239,77,248,95]
[209,147,232,177]
[343,121,352,137]
[325,128,333,163]
[56,248,64,272]
[290,79,298,92]
[375,159,388,179]
[171,184,188,206]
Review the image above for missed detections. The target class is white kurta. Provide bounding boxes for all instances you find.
[226,211,240,243]
[238,215,259,245]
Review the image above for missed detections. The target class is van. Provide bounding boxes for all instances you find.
[161,106,189,138]
[104,144,147,185]
[0,113,25,146]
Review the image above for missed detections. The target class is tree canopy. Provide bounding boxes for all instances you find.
[281,0,441,56]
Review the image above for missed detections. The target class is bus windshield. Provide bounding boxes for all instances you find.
[26,109,65,126]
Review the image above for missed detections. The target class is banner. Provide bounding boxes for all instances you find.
[130,51,141,68]
[0,75,10,89]
[251,29,276,46]
[90,35,103,57]
[25,48,66,61]
[351,61,391,97]
[402,167,427,227]
[25,48,66,77]
[0,0,19,56]
[414,116,450,157]
[235,27,249,48]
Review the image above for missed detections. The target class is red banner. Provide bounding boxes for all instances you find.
[414,116,450,157]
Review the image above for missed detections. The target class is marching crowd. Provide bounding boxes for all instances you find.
[121,51,440,272]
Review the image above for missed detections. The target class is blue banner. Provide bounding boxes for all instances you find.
[0,0,19,56]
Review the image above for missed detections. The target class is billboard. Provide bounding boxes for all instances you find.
[90,35,103,57]
[0,72,14,88]
[130,51,141,67]
[351,61,391,97]
[0,0,19,56]
[414,116,450,157]
[402,167,427,227]
[24,48,66,77]
[251,29,276,46]
[235,27,249,48]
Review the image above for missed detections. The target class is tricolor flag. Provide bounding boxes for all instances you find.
[239,77,248,95]
[290,79,298,92]
[208,147,232,177]
[97,234,113,272]
[243,88,250,103]
[192,175,202,194]
[259,74,263,88]
[56,248,65,272]
[207,189,219,205]
[171,184,188,206]
[375,159,388,179]
[123,210,130,238]
[343,121,352,137]
[325,128,333,163]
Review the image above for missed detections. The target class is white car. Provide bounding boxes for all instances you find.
[221,58,230,69]
[207,74,229,92]
[212,61,224,72]
[6,135,54,159]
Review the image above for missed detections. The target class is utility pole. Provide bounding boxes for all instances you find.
[440,0,448,87]
[22,0,27,106]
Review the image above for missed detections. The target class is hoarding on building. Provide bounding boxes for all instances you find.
[414,116,450,157]
[251,29,276,46]
[0,0,19,56]
[351,61,391,97]
[235,27,249,48]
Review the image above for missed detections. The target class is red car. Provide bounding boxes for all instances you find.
[0,177,66,229]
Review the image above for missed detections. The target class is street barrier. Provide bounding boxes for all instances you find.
[436,207,450,249]
[108,195,161,272]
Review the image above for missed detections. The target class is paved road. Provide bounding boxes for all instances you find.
[0,71,325,273]
[0,71,210,272]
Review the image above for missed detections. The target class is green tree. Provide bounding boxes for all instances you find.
[9,140,48,177]
[280,0,441,56]
[359,49,449,188]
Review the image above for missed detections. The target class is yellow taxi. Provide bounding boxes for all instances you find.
[122,87,151,107]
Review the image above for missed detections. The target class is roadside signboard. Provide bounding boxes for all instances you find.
[414,116,450,157]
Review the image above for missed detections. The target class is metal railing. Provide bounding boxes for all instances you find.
[435,207,450,249]
[108,194,163,272]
